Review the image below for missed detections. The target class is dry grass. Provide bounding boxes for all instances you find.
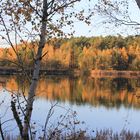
[3,129,140,140]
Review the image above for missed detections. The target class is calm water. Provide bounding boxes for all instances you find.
[0,75,140,137]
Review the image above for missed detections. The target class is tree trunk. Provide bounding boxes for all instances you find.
[22,0,48,139]
[135,0,140,9]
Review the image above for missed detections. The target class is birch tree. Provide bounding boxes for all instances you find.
[0,0,139,139]
[0,0,92,139]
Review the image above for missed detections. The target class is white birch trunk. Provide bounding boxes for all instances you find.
[22,0,48,139]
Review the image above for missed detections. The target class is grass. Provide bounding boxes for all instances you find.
[3,129,140,140]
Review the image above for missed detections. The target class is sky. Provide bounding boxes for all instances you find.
[0,0,140,47]
[71,0,140,37]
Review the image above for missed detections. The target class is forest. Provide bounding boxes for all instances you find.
[0,35,140,72]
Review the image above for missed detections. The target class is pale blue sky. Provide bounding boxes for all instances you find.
[0,0,140,47]
[71,0,140,36]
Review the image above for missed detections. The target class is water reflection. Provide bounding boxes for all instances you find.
[1,76,140,109]
[1,75,140,137]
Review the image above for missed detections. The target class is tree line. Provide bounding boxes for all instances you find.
[0,35,140,71]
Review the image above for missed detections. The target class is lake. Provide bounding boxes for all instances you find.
[0,75,140,137]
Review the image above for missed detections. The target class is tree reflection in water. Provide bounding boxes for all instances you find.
[2,75,140,108]
[1,75,140,138]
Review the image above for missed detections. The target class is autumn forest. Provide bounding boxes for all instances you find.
[1,35,140,73]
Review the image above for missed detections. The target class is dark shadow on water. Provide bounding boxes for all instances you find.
[111,78,135,93]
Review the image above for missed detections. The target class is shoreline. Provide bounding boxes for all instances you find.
[91,70,140,78]
[0,67,72,75]
[0,67,140,78]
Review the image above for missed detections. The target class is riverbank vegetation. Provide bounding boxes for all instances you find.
[4,129,140,140]
[0,35,140,72]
